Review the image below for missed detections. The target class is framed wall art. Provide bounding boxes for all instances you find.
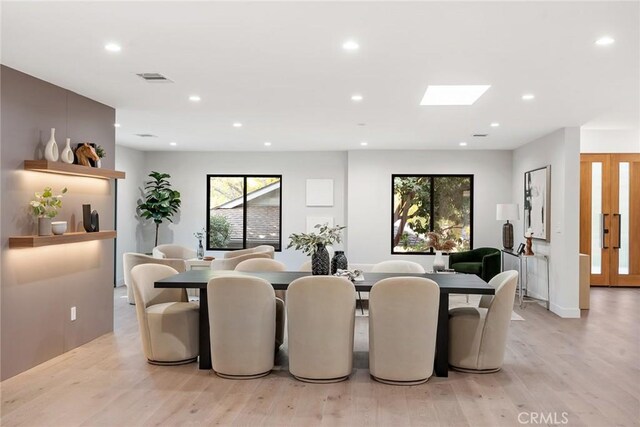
[523,165,551,241]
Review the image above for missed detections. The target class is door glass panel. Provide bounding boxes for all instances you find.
[591,163,602,274]
[619,163,630,274]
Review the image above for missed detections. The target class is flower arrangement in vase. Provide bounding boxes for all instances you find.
[194,228,208,260]
[30,186,67,236]
[287,223,346,275]
[94,144,106,168]
[425,232,456,271]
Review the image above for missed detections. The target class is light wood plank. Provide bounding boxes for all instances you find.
[1,287,638,427]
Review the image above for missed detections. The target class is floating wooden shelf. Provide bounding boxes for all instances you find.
[24,160,126,180]
[9,230,117,248]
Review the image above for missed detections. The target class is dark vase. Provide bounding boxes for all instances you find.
[311,243,330,275]
[331,251,348,274]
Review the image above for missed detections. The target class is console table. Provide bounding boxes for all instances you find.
[501,249,550,309]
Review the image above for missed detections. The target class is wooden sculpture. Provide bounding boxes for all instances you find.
[75,143,99,167]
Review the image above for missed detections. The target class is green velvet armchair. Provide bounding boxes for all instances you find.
[448,247,501,282]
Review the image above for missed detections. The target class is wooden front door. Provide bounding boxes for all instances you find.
[580,153,640,286]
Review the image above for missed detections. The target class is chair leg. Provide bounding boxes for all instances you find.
[357,291,364,315]
[466,294,469,304]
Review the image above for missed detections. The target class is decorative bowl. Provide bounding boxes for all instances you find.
[51,221,67,235]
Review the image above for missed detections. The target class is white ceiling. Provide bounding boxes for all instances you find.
[2,1,638,151]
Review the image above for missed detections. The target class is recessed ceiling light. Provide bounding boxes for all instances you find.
[342,40,359,51]
[522,93,535,101]
[490,122,500,127]
[114,123,121,128]
[233,122,243,128]
[420,85,491,106]
[264,142,272,146]
[360,141,368,146]
[351,94,363,102]
[595,36,615,46]
[459,142,468,147]
[169,142,177,146]
[189,95,201,102]
[104,43,121,52]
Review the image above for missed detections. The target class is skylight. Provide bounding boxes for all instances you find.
[420,85,491,106]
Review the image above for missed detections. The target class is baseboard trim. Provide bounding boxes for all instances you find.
[550,302,580,318]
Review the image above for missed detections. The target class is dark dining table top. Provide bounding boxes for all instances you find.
[155,270,494,295]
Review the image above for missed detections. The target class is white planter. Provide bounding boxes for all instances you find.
[51,221,67,235]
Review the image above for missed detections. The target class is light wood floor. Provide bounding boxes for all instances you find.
[1,287,638,427]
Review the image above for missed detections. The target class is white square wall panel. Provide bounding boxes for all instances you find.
[306,179,334,206]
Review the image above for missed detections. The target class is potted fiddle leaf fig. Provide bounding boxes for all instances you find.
[30,186,67,236]
[137,171,181,247]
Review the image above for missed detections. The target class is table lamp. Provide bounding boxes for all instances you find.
[496,204,519,250]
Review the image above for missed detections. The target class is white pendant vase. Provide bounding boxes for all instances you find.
[44,128,59,161]
[433,250,446,272]
[61,138,74,164]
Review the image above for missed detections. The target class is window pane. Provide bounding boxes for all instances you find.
[246,177,281,250]
[392,176,431,253]
[619,162,630,275]
[591,163,602,274]
[433,176,472,252]
[208,177,244,250]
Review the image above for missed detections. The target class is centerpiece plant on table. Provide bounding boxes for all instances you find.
[287,223,346,275]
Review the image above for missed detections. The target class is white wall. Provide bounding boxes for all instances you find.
[347,150,512,270]
[511,128,581,318]
[115,145,146,285]
[141,151,347,269]
[580,129,640,153]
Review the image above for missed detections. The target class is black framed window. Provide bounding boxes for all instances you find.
[392,174,473,254]
[206,175,282,251]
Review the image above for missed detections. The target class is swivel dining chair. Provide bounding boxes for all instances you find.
[371,260,425,274]
[448,270,518,373]
[287,276,356,383]
[235,258,287,348]
[299,260,312,272]
[123,253,186,304]
[223,245,275,260]
[207,276,276,378]
[210,252,271,271]
[152,244,197,260]
[130,264,199,365]
[369,277,440,385]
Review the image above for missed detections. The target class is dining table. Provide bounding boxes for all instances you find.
[155,270,494,377]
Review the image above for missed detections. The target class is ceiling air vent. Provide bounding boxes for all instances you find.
[473,134,488,137]
[135,133,158,138]
[136,73,173,83]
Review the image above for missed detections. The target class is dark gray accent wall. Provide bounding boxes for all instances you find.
[1,66,116,380]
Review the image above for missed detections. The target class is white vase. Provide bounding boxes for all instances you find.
[433,250,446,272]
[96,158,102,168]
[44,128,59,162]
[61,138,74,164]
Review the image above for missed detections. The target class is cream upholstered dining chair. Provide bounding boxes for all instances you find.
[287,276,356,383]
[210,252,271,271]
[152,244,197,260]
[371,260,425,273]
[234,258,287,348]
[299,260,312,272]
[369,277,440,385]
[123,253,186,304]
[448,270,518,373]
[224,245,275,260]
[130,264,199,365]
[207,276,277,379]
